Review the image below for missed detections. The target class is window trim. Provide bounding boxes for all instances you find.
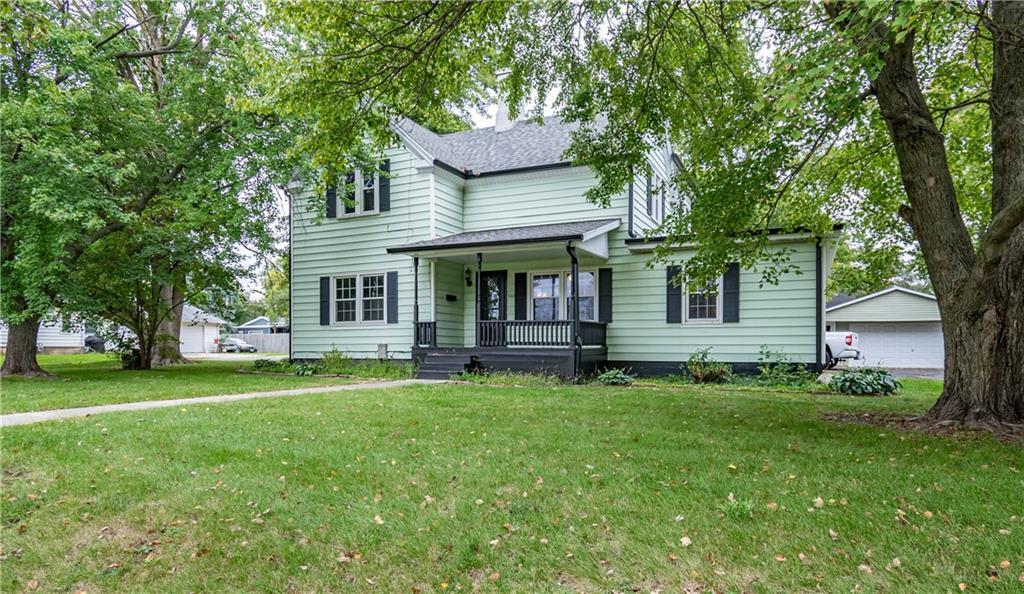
[330,271,388,326]
[527,269,598,322]
[337,169,380,218]
[684,275,724,324]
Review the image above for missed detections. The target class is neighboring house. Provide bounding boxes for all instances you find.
[290,107,838,378]
[236,316,290,334]
[826,286,943,369]
[180,305,227,354]
[0,320,85,354]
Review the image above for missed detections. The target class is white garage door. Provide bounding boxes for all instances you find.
[180,325,206,353]
[850,322,944,369]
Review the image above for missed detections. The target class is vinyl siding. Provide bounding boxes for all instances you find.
[604,235,818,363]
[433,169,463,237]
[827,290,940,322]
[290,146,430,359]
[433,259,465,347]
[0,320,85,349]
[462,167,628,231]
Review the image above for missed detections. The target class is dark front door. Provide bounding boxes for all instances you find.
[478,270,507,346]
[480,271,507,320]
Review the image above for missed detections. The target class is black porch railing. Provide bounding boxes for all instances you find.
[477,320,607,347]
[414,321,437,347]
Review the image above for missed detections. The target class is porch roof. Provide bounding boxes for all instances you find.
[387,219,620,259]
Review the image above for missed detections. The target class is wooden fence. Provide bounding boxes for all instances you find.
[226,333,289,354]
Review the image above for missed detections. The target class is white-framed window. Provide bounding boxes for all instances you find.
[566,270,596,321]
[335,276,357,323]
[531,273,560,321]
[339,169,379,217]
[685,276,723,323]
[333,273,386,324]
[529,270,598,322]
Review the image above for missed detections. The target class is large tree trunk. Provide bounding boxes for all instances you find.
[855,3,1024,429]
[0,315,48,377]
[928,228,1024,426]
[150,283,186,366]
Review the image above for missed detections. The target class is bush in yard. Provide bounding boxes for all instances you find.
[757,345,816,387]
[253,359,289,372]
[831,368,902,396]
[684,348,732,384]
[596,368,633,385]
[292,362,324,376]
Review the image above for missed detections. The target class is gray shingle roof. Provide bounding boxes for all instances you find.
[183,304,227,326]
[396,116,595,175]
[388,219,620,253]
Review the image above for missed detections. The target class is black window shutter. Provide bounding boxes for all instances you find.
[723,262,740,323]
[646,174,653,216]
[666,266,682,323]
[598,268,613,323]
[514,272,528,320]
[386,270,398,323]
[326,186,337,218]
[319,276,331,325]
[379,159,391,212]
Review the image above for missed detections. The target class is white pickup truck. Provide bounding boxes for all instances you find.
[825,331,862,369]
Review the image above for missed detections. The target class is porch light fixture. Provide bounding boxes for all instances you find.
[465,268,473,287]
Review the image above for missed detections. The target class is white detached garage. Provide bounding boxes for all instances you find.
[826,287,943,369]
[180,305,226,354]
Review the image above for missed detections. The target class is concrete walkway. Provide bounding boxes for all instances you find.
[1,380,441,428]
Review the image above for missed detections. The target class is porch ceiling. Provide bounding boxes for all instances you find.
[387,218,620,261]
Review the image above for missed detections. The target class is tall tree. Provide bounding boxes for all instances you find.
[261,0,1022,429]
[1,0,292,376]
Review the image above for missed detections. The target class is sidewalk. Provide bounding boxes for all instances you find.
[1,379,441,427]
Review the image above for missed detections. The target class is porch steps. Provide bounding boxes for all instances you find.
[416,353,473,380]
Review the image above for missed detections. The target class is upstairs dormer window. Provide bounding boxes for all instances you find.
[340,169,379,217]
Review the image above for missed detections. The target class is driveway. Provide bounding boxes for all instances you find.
[888,368,943,379]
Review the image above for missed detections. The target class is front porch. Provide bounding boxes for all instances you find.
[387,219,619,378]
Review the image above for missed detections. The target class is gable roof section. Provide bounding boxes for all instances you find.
[183,304,227,326]
[238,316,271,328]
[826,286,935,312]
[825,286,939,323]
[388,219,620,253]
[394,116,588,177]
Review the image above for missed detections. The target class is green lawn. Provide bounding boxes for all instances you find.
[0,354,358,414]
[3,377,1022,592]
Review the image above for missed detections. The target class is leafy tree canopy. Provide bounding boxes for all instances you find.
[257,1,992,283]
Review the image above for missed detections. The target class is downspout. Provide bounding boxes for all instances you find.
[627,180,636,238]
[566,241,581,377]
[815,239,823,372]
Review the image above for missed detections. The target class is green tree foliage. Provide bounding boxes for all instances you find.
[2,0,295,374]
[261,253,289,329]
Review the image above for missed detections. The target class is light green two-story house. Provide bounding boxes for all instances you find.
[289,113,836,378]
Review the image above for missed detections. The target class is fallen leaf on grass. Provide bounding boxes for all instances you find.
[999,560,1010,569]
[26,579,39,590]
[858,564,873,574]
[373,515,384,525]
[775,555,787,562]
[886,557,901,570]
[828,528,839,541]
[766,501,779,511]
[958,583,967,591]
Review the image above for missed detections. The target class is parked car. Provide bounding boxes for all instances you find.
[825,331,861,369]
[218,337,257,353]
